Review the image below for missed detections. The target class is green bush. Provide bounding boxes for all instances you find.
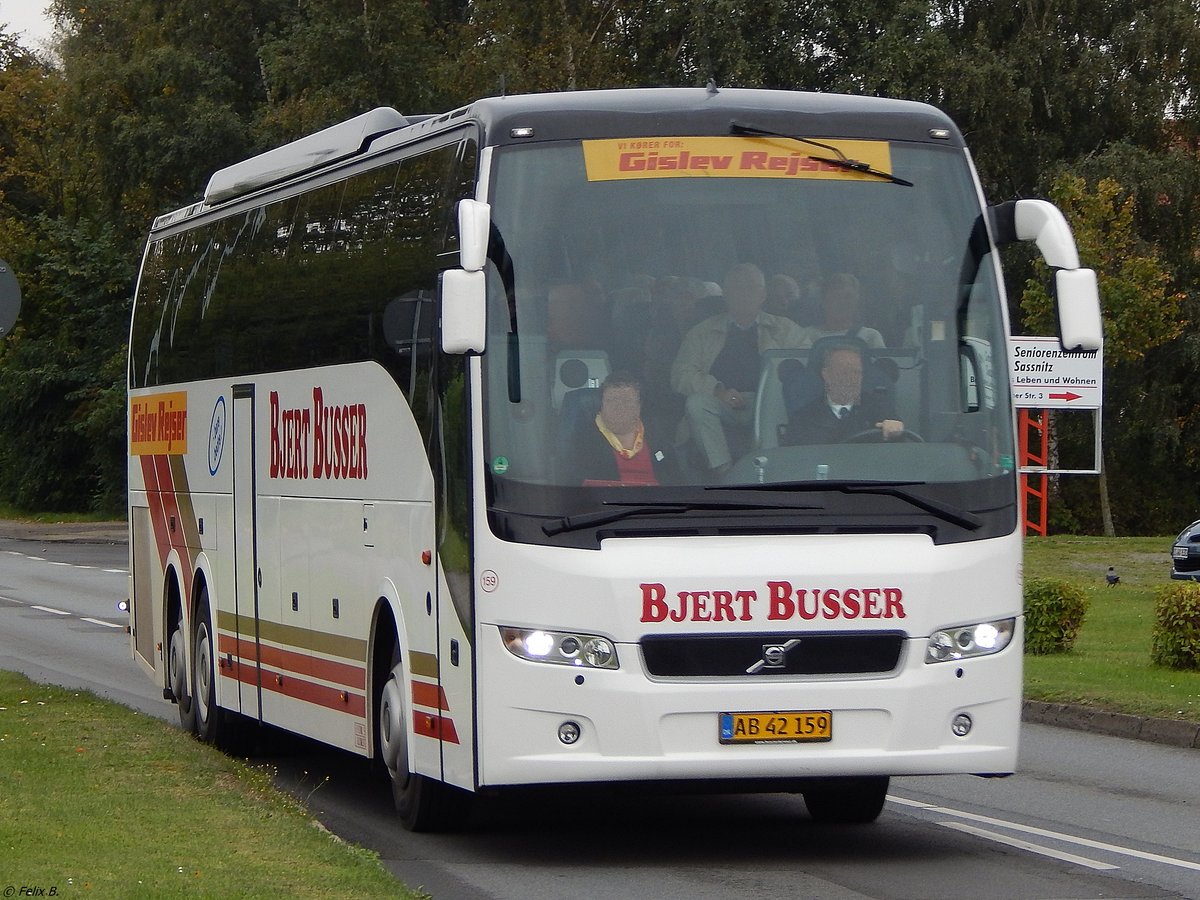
[1023,577,1089,654]
[1151,582,1200,670]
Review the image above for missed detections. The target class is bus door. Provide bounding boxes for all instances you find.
[231,384,263,719]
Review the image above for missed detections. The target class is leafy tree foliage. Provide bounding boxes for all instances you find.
[1,1,1200,529]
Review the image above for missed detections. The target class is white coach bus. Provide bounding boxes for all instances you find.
[127,88,1101,830]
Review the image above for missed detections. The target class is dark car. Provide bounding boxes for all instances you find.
[1171,519,1200,580]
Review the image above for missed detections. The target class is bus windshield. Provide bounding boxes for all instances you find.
[481,137,1016,546]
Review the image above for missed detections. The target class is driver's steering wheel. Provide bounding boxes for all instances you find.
[844,428,924,443]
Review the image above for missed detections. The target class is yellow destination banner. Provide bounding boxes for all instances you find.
[130,391,188,456]
[583,136,892,182]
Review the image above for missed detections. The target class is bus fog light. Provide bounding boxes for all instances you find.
[952,713,973,737]
[558,721,581,744]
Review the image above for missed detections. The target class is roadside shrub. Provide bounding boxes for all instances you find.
[1151,582,1200,670]
[1023,578,1089,654]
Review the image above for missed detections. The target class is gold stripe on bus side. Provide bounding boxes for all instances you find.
[409,650,439,679]
[168,455,203,549]
[216,609,367,662]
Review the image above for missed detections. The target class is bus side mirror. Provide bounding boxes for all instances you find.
[458,199,490,272]
[988,199,1103,353]
[0,260,21,338]
[441,269,486,354]
[441,200,491,354]
[1054,267,1102,352]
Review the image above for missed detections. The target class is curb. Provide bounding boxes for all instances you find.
[1023,700,1200,750]
[0,520,126,544]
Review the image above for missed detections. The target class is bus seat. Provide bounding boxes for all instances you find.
[754,349,810,449]
[547,282,609,348]
[552,351,610,411]
[608,287,652,374]
[883,348,921,429]
[555,386,602,482]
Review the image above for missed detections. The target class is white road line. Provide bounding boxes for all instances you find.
[5,597,125,630]
[3,550,126,575]
[940,821,1119,870]
[890,795,1200,872]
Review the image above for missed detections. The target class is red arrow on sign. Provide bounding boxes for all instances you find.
[1048,391,1082,402]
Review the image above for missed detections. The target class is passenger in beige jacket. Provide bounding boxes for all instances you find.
[670,263,805,473]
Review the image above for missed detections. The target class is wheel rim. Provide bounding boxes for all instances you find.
[195,620,213,725]
[378,664,409,787]
[169,627,186,699]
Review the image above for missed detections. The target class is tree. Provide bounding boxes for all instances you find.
[1021,172,1188,535]
[256,0,449,142]
[48,0,279,222]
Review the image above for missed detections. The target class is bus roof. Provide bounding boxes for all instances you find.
[460,87,961,148]
[156,87,962,229]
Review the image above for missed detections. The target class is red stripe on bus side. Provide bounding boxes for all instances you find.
[140,455,173,574]
[217,632,366,691]
[141,453,194,601]
[411,680,449,711]
[412,712,460,744]
[218,664,366,718]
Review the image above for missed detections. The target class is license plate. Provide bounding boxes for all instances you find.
[1174,545,1190,559]
[719,710,832,744]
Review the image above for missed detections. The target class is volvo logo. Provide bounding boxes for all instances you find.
[746,638,802,674]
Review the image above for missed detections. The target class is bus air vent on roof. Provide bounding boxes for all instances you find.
[203,107,410,206]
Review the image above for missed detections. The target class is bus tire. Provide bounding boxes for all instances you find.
[168,617,196,734]
[192,589,225,746]
[802,776,889,824]
[378,660,467,832]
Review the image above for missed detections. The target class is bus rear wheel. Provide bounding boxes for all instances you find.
[802,776,889,824]
[192,590,228,747]
[378,661,468,832]
[168,617,196,734]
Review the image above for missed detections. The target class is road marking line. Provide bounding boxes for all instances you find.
[31,605,70,616]
[940,821,1119,870]
[2,550,126,575]
[890,795,1200,871]
[80,617,122,629]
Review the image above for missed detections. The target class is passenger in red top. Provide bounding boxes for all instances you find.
[566,373,671,486]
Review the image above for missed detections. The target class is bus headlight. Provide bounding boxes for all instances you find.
[925,618,1015,663]
[501,626,620,670]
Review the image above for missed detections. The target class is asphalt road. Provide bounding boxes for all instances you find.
[2,528,1199,899]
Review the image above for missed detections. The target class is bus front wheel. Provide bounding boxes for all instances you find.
[802,776,889,824]
[378,661,468,832]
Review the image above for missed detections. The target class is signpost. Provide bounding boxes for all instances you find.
[1008,335,1102,410]
[1008,335,1104,534]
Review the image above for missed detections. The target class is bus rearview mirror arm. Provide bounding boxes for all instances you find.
[988,199,1103,353]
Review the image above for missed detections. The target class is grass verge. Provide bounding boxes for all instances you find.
[0,671,420,898]
[1023,535,1200,723]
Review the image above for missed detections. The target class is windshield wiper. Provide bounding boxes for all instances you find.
[729,121,913,187]
[708,479,982,531]
[542,499,821,537]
